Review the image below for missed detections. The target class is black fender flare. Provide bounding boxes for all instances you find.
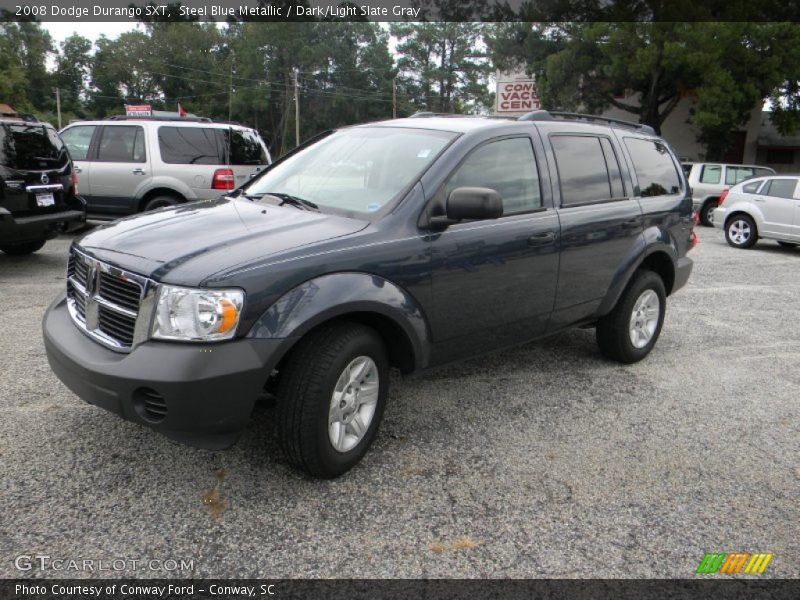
[246,272,431,371]
[597,226,678,316]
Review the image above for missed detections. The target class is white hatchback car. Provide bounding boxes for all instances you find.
[713,175,800,249]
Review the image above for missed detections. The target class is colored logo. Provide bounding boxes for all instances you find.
[696,552,773,575]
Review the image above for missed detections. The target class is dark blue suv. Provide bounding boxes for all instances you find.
[43,111,694,477]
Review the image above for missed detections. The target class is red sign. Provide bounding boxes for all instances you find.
[125,104,152,117]
[497,80,540,113]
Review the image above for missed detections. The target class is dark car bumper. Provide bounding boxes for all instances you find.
[42,294,294,449]
[0,207,86,243]
[673,256,693,294]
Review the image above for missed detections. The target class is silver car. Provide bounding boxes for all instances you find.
[684,162,775,226]
[59,117,271,217]
[713,175,800,249]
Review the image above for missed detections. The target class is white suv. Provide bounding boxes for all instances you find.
[59,117,271,217]
[683,162,775,226]
[713,175,800,249]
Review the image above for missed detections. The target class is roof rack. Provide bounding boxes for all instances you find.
[408,111,473,119]
[518,110,656,135]
[106,115,213,123]
[0,112,40,123]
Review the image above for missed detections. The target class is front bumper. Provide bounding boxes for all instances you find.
[43,294,295,449]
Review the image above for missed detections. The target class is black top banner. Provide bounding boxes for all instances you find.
[0,0,799,22]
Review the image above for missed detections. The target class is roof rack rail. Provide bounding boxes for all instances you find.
[106,115,213,123]
[518,110,656,135]
[408,111,473,119]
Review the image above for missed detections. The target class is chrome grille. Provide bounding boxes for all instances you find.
[65,247,153,352]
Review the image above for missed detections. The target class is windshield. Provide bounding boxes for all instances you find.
[242,126,456,215]
[0,123,69,171]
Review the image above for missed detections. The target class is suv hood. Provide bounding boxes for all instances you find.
[77,197,368,283]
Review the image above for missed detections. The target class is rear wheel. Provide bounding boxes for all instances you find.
[0,239,46,255]
[725,215,757,249]
[777,241,798,249]
[700,200,717,226]
[276,321,389,478]
[596,269,666,364]
[143,195,180,211]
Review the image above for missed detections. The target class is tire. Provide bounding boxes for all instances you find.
[143,195,180,211]
[596,269,666,364]
[276,321,389,478]
[777,241,798,249]
[725,214,758,249]
[0,239,46,255]
[699,201,717,227]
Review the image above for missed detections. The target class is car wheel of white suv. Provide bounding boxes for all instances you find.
[725,215,757,249]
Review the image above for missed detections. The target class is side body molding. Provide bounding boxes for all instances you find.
[246,272,432,370]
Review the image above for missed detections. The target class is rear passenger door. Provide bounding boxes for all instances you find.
[757,178,798,237]
[427,135,559,361]
[88,125,149,215]
[547,132,642,330]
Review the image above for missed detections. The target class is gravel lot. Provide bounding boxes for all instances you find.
[1,226,798,579]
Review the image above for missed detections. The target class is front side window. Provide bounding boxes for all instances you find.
[762,178,798,199]
[742,180,763,194]
[243,126,455,215]
[700,165,722,184]
[624,138,681,197]
[445,137,541,215]
[158,127,225,165]
[60,125,96,160]
[552,135,619,206]
[97,126,145,162]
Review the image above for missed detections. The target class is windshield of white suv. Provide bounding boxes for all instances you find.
[241,126,456,215]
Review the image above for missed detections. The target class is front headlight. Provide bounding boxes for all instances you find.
[152,285,244,342]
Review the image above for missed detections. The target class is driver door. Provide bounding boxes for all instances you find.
[426,136,559,364]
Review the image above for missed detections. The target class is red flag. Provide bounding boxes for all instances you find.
[178,103,187,117]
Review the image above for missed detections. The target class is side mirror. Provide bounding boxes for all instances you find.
[430,187,503,228]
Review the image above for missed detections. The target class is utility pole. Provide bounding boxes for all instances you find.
[228,50,235,121]
[293,68,300,148]
[392,76,397,119]
[54,88,62,129]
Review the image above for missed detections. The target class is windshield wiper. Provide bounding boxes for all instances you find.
[263,192,319,212]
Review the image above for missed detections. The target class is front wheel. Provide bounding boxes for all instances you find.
[725,215,757,249]
[276,322,389,478]
[596,269,666,364]
[0,239,46,255]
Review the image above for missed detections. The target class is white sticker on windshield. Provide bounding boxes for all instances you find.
[366,203,381,212]
[417,148,432,158]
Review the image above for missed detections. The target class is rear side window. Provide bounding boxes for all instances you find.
[158,127,225,165]
[725,166,756,185]
[551,135,622,206]
[0,123,69,170]
[762,178,798,199]
[742,180,763,194]
[97,126,145,162]
[623,138,681,197]
[445,137,541,215]
[61,125,96,160]
[700,165,722,184]
[229,129,267,165]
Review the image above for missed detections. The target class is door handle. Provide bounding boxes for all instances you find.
[528,231,555,245]
[754,197,765,202]
[73,167,82,174]
[622,218,641,228]
[132,168,146,175]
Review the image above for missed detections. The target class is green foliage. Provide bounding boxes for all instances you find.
[489,22,800,159]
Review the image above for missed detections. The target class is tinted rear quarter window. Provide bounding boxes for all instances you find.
[159,127,225,165]
[229,129,267,165]
[0,123,69,170]
[623,138,681,197]
[551,135,620,206]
